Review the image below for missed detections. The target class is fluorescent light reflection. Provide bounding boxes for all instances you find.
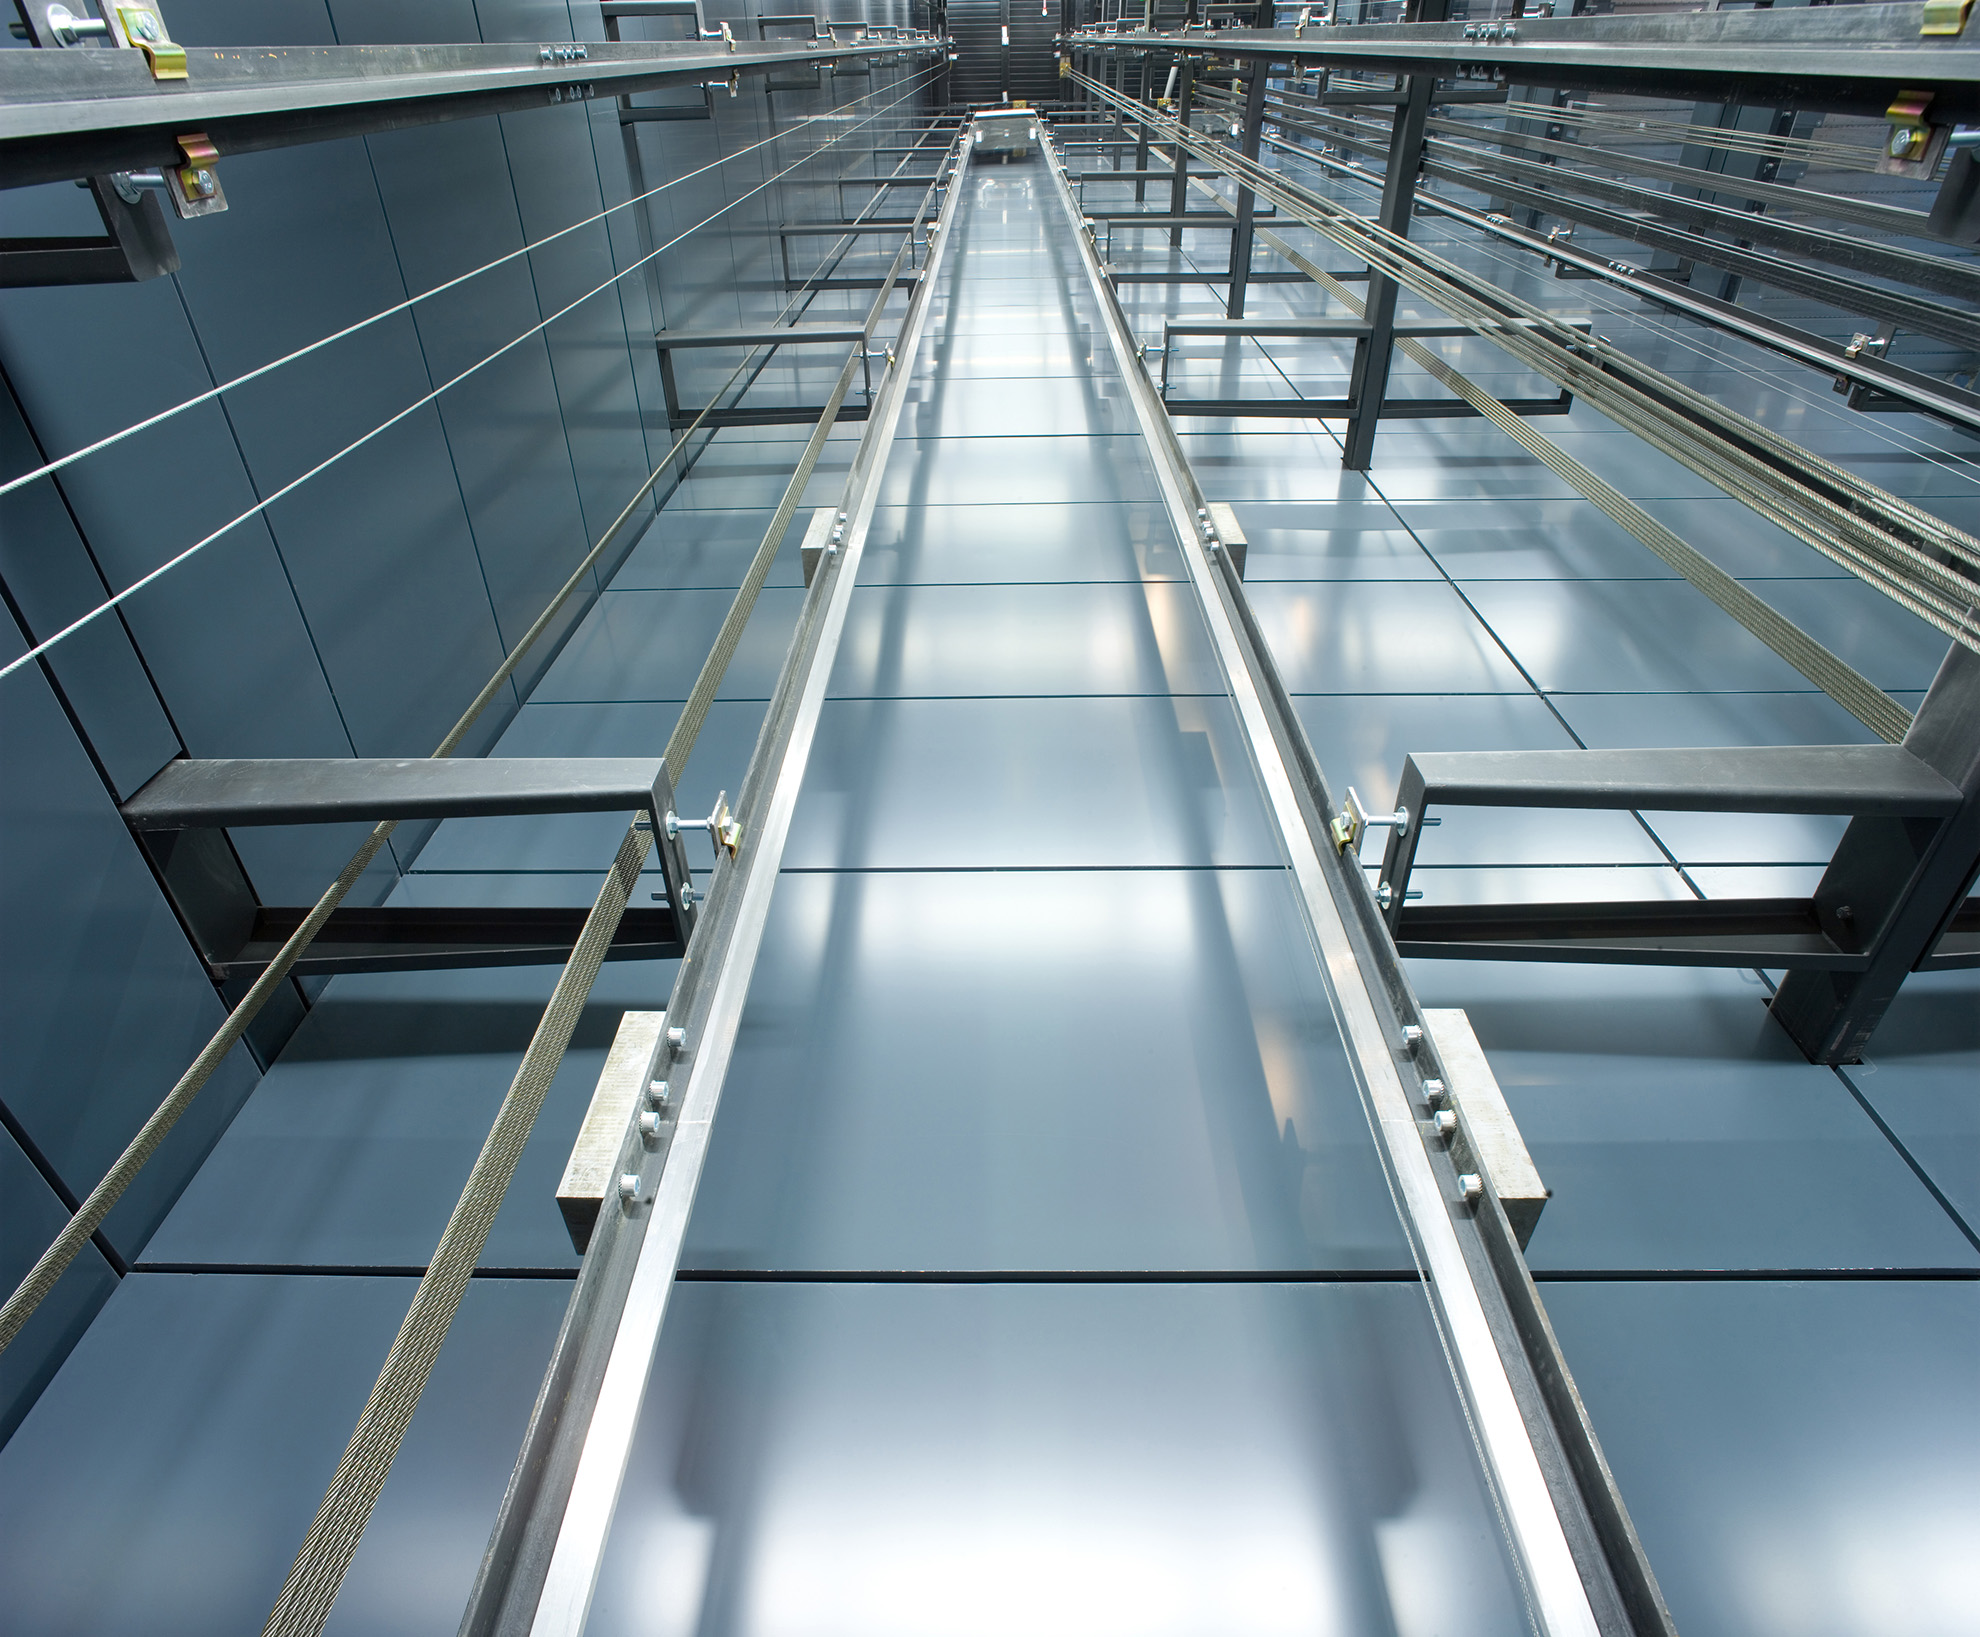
[742,1480,1352,1637]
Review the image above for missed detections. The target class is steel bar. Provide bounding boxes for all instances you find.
[1313,140,1980,436]
[0,35,947,189]
[122,757,676,834]
[1067,7,1980,120]
[1076,74,1917,739]
[1424,111,1932,238]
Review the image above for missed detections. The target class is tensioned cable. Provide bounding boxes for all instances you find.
[1261,125,1980,490]
[1493,98,1886,173]
[256,134,958,1637]
[1079,74,1919,736]
[0,88,942,1362]
[0,65,939,688]
[0,72,944,507]
[1136,84,1980,651]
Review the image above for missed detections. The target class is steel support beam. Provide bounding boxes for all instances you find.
[1226,55,1269,317]
[1168,55,1196,246]
[1066,8,1980,122]
[0,34,949,190]
[1773,642,1980,1062]
[1342,0,1443,471]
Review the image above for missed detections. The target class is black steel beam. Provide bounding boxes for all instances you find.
[1163,392,1572,417]
[1774,643,1980,1062]
[1391,898,1861,970]
[215,905,686,980]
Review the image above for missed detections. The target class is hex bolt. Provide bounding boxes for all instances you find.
[619,1172,642,1204]
[646,1078,670,1110]
[1457,1173,1484,1203]
[667,1025,688,1054]
[1434,1110,1458,1139]
[1400,1023,1424,1051]
[1423,1077,1448,1107]
[638,1110,664,1145]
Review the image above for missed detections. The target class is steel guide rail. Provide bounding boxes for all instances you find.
[1064,4,1980,119]
[452,128,974,1637]
[1036,124,1669,1637]
[0,33,949,189]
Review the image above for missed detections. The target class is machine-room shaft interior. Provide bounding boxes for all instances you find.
[0,2,1976,1635]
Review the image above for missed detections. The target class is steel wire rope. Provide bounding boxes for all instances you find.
[1078,72,1914,734]
[1114,82,1980,661]
[254,133,960,1637]
[1279,154,1980,649]
[0,65,942,685]
[1259,127,1980,576]
[1259,117,1980,527]
[1493,98,1887,172]
[0,70,945,508]
[0,88,943,1361]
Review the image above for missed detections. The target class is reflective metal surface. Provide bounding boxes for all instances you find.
[578,149,1551,1637]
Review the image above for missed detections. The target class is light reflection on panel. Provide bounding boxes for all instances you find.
[683,870,1405,1272]
[584,1282,1533,1637]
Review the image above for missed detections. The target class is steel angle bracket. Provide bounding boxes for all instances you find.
[645,759,700,942]
[1035,121,1675,1637]
[454,129,974,1637]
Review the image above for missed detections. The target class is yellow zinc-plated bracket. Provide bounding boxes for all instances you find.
[1921,0,1973,36]
[111,3,186,78]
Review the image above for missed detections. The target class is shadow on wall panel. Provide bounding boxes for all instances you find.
[0,643,262,1437]
[0,1134,119,1447]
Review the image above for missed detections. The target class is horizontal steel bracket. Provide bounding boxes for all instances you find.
[123,756,676,834]
[654,322,868,349]
[1391,744,1963,818]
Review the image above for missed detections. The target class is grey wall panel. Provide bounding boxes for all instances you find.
[494,98,659,560]
[0,625,260,1262]
[0,1272,569,1637]
[0,374,182,800]
[141,960,677,1271]
[1546,1280,1980,1637]
[0,1131,118,1448]
[167,137,514,761]
[0,277,381,903]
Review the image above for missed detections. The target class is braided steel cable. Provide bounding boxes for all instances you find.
[0,66,942,686]
[0,92,946,1362]
[1076,75,1914,735]
[0,70,944,506]
[257,132,960,1637]
[1083,78,1979,684]
[260,821,651,1637]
